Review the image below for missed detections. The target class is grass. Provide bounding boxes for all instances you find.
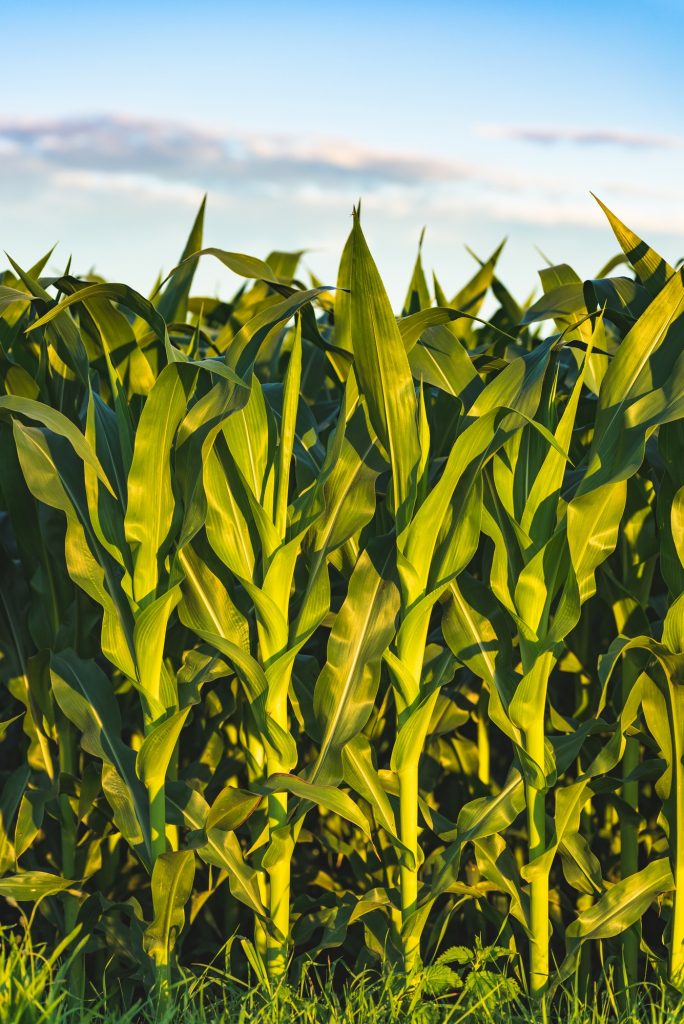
[2,927,684,1024]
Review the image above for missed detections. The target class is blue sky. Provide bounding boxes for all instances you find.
[3,0,684,303]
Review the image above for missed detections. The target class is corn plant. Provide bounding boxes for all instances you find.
[1,195,684,1015]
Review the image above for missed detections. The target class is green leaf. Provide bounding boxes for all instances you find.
[311,537,399,782]
[560,858,674,984]
[158,246,281,296]
[155,197,206,323]
[143,850,195,968]
[0,396,115,496]
[402,229,430,315]
[347,211,420,531]
[342,735,399,842]
[133,588,182,715]
[593,195,674,298]
[390,686,442,773]
[581,267,684,493]
[206,787,263,831]
[124,364,192,602]
[136,708,190,801]
[50,651,151,866]
[0,871,77,901]
[263,773,370,835]
[166,786,266,919]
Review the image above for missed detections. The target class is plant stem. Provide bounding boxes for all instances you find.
[526,713,548,1003]
[620,665,640,987]
[399,761,420,972]
[58,714,84,1001]
[165,737,180,852]
[144,709,169,864]
[266,792,290,979]
[670,687,684,983]
[477,688,490,787]
[672,866,684,985]
[255,875,269,960]
[149,783,167,862]
[578,767,594,995]
[266,688,291,980]
[395,609,431,975]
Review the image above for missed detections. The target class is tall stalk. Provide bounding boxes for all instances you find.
[265,690,291,979]
[525,711,548,1001]
[670,686,684,982]
[392,605,433,972]
[620,665,640,985]
[477,689,490,787]
[58,714,84,1000]
[513,648,556,1004]
[398,761,420,970]
[148,777,167,862]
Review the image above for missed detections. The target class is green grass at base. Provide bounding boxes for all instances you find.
[2,928,684,1024]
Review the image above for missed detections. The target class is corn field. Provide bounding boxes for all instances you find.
[1,196,684,1011]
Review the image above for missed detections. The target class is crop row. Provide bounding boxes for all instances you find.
[0,199,683,1008]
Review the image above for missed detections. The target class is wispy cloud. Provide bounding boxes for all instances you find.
[0,114,484,190]
[477,123,684,150]
[49,168,207,206]
[0,114,602,202]
[3,114,677,210]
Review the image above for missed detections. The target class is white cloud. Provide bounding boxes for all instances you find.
[477,123,684,150]
[50,168,207,206]
[0,114,479,188]
[0,113,601,200]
